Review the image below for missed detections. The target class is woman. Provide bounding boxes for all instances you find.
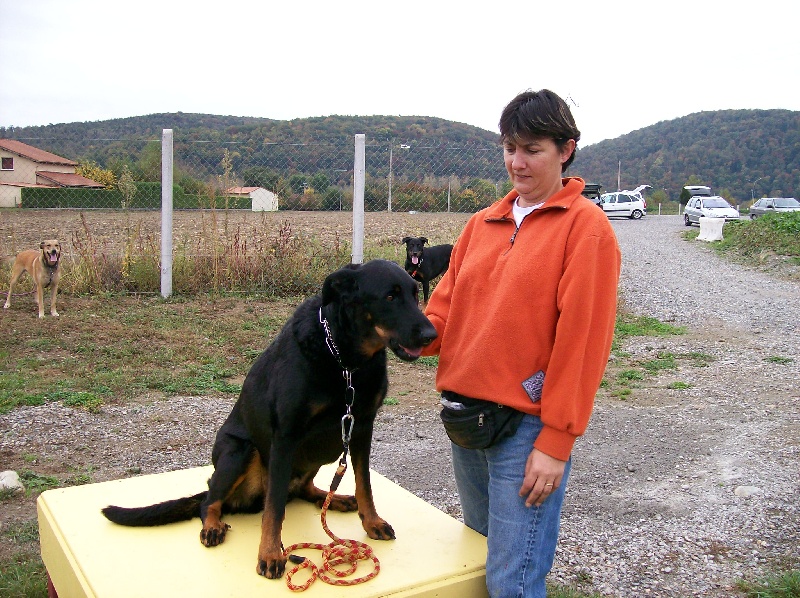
[423,89,621,597]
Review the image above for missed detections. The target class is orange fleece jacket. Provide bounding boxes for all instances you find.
[423,178,621,461]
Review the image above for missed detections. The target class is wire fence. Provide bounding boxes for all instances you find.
[2,134,509,213]
[1,133,497,297]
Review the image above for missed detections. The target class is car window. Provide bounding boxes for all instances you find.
[619,195,632,203]
[775,198,800,207]
[704,198,730,208]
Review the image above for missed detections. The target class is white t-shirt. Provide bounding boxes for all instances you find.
[512,199,544,227]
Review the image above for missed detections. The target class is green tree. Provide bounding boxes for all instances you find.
[288,174,308,195]
[311,172,331,193]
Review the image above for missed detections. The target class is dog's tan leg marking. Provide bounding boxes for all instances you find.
[350,458,395,540]
[199,500,229,547]
[256,509,286,579]
[296,474,358,511]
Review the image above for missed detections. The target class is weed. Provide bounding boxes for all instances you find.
[0,552,47,597]
[618,370,645,381]
[18,471,59,495]
[642,352,678,372]
[383,397,400,406]
[667,381,692,390]
[765,356,794,365]
[736,570,800,597]
[1,519,39,544]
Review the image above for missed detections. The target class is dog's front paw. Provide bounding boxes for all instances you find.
[51,311,59,317]
[200,522,230,547]
[360,514,396,540]
[257,554,286,579]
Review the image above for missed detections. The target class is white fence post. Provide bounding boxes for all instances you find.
[160,129,173,297]
[352,134,365,264]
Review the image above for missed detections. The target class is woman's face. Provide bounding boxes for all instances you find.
[503,136,575,206]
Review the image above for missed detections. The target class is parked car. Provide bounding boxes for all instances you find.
[748,197,800,219]
[683,196,740,226]
[599,191,647,219]
[582,183,603,207]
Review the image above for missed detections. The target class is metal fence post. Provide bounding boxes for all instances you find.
[352,134,365,264]
[160,129,173,297]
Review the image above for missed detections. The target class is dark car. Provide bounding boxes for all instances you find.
[581,183,603,207]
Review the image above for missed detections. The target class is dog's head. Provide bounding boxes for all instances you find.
[322,259,436,362]
[401,236,428,266]
[40,240,61,267]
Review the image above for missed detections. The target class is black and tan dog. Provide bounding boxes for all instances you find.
[102,259,437,579]
[4,239,62,318]
[401,236,453,303]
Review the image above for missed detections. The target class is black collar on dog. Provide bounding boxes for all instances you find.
[319,307,356,451]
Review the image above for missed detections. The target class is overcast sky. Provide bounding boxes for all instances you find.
[1,0,798,147]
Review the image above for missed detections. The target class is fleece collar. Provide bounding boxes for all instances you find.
[486,177,585,221]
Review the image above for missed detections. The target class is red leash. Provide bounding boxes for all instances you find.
[283,458,380,591]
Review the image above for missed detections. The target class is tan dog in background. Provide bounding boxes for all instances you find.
[4,240,62,318]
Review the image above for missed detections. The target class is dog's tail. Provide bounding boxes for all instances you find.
[102,491,207,527]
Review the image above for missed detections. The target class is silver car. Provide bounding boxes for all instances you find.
[683,196,740,226]
[749,197,800,219]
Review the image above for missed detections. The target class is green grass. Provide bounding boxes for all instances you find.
[737,570,800,597]
[765,355,794,365]
[0,552,47,598]
[0,295,295,414]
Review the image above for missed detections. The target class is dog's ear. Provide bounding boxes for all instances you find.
[401,236,411,245]
[40,241,45,250]
[322,267,360,305]
[420,237,428,245]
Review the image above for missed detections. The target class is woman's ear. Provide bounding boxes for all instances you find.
[560,138,576,165]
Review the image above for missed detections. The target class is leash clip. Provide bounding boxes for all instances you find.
[341,412,354,445]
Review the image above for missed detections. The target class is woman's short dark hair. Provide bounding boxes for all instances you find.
[499,89,581,172]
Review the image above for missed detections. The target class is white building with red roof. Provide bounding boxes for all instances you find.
[0,139,103,207]
[226,186,279,211]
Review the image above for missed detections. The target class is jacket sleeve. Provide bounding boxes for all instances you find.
[421,219,473,356]
[534,226,621,461]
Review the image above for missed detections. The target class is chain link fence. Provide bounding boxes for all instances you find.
[2,135,509,213]
[2,133,503,297]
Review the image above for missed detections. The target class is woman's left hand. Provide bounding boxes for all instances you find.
[520,449,567,507]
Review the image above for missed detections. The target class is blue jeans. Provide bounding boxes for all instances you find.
[450,414,571,598]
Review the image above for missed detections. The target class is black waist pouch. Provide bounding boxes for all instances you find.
[439,391,525,450]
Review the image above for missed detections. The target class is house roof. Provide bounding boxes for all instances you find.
[226,186,265,195]
[0,139,77,166]
[37,171,104,188]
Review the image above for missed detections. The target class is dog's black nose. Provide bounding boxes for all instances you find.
[419,326,437,346]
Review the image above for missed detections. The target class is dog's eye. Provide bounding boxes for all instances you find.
[386,293,395,302]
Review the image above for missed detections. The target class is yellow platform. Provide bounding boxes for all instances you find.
[38,463,488,597]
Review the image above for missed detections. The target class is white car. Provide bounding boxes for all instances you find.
[599,191,647,219]
[683,196,740,226]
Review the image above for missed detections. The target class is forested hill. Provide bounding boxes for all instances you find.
[2,109,798,202]
[572,109,799,202]
[0,113,499,147]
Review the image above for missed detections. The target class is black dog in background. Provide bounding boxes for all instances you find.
[401,236,453,303]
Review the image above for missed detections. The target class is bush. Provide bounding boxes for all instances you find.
[20,184,253,210]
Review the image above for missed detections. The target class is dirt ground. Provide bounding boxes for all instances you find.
[1,209,798,596]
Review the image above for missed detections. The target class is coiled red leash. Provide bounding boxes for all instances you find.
[283,455,380,591]
[283,316,381,591]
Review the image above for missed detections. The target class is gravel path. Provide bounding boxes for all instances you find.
[1,214,798,596]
